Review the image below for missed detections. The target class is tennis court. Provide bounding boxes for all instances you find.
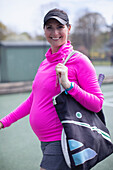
[0,83,113,170]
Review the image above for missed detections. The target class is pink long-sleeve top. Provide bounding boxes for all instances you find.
[0,41,104,142]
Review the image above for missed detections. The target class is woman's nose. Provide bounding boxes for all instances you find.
[53,28,59,35]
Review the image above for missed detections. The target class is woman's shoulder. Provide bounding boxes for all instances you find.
[69,50,90,64]
[69,50,95,72]
[74,50,90,60]
[75,51,93,65]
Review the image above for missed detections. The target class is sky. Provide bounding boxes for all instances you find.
[0,0,113,36]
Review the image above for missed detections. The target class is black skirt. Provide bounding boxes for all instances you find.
[40,141,71,170]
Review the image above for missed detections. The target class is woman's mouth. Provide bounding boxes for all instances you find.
[51,37,61,40]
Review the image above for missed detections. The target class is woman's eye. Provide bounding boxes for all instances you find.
[58,25,64,29]
[46,26,52,29]
[47,27,51,29]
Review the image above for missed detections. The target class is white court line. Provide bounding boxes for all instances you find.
[103,92,113,107]
[104,101,113,107]
[104,92,113,97]
[105,98,113,102]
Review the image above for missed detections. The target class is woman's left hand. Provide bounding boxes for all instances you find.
[55,63,71,89]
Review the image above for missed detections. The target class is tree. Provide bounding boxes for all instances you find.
[0,22,8,40]
[71,11,106,52]
[0,22,32,41]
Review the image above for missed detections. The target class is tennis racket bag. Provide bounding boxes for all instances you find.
[53,91,113,169]
[53,51,113,169]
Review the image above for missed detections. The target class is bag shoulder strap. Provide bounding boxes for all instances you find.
[63,50,76,65]
[59,50,76,92]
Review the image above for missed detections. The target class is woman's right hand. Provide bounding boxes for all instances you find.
[0,122,4,129]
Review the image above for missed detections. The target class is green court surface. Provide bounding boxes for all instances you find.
[0,84,113,170]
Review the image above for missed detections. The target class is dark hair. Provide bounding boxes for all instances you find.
[43,8,70,27]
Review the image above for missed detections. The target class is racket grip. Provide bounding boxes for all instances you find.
[98,74,105,87]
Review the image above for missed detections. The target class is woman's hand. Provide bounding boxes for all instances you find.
[0,122,4,129]
[55,63,71,89]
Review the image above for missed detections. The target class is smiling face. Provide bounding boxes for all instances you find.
[44,19,71,53]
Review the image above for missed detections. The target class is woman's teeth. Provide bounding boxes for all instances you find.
[52,38,59,40]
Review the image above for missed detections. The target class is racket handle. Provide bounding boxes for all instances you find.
[98,74,105,87]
